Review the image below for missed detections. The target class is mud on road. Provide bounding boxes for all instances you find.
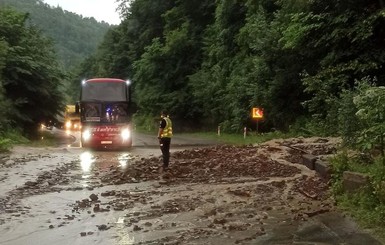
[0,137,382,245]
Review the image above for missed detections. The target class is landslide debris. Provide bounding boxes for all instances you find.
[66,137,339,244]
[1,137,341,244]
[100,144,302,185]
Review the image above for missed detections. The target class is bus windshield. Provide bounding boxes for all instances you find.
[82,102,129,123]
[81,81,127,101]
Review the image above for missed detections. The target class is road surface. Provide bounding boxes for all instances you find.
[0,128,382,245]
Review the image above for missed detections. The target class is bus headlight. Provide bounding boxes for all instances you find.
[121,128,130,140]
[65,121,72,129]
[82,129,91,141]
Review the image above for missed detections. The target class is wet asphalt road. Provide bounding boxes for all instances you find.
[0,128,383,245]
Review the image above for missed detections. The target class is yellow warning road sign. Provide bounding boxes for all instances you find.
[252,107,263,119]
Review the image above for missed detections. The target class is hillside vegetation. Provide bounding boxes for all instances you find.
[73,0,385,136]
[1,0,385,146]
[0,0,111,70]
[0,0,112,141]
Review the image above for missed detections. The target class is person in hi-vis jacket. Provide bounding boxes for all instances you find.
[157,110,173,170]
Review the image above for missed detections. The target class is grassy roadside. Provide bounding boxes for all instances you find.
[138,128,297,145]
[0,130,29,152]
[28,130,63,147]
[0,129,66,152]
[330,153,385,242]
[181,131,296,145]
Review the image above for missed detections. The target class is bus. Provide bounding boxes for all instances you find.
[77,78,133,148]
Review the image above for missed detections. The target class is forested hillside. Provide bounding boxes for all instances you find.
[74,0,385,139]
[0,0,111,69]
[1,0,385,152]
[0,0,112,140]
[0,8,65,139]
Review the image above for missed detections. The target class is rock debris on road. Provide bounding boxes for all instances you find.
[0,137,382,245]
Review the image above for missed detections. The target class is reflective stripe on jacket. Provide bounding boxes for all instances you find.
[161,117,173,138]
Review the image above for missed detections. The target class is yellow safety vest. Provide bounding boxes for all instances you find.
[161,117,173,138]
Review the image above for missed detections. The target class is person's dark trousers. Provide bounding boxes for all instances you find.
[160,137,171,168]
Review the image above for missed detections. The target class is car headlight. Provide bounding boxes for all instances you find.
[65,121,72,128]
[82,129,91,141]
[121,128,130,140]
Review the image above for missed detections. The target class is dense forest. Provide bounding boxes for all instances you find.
[0,7,64,138]
[0,0,111,140]
[73,0,385,138]
[0,0,111,70]
[1,0,385,153]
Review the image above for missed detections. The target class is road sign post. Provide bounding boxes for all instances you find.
[251,107,264,135]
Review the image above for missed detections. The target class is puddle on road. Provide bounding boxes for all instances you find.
[77,150,139,187]
[78,151,131,173]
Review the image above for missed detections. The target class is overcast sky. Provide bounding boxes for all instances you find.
[43,0,121,25]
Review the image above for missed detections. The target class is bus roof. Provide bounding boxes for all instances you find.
[85,78,125,83]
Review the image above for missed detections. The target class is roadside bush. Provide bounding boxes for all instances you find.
[336,88,363,147]
[219,120,238,134]
[336,187,385,229]
[353,84,385,158]
[333,79,385,159]
[133,113,158,132]
[287,116,318,137]
[0,138,12,152]
[329,151,350,194]
[330,151,385,233]
[336,189,385,227]
[0,128,28,152]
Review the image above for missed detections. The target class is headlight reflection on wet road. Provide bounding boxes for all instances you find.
[117,153,134,170]
[80,151,95,175]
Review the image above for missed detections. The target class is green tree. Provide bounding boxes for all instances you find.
[92,0,385,135]
[189,0,247,131]
[0,8,65,137]
[115,0,216,127]
[354,83,385,157]
[284,0,385,133]
[0,0,111,70]
[0,40,11,133]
